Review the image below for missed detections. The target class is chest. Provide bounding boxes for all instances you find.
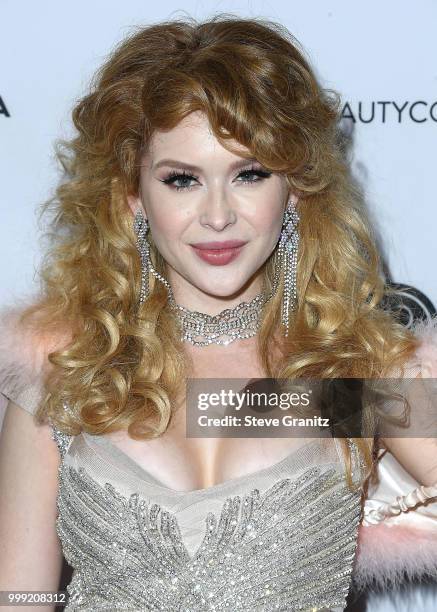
[104,340,296,491]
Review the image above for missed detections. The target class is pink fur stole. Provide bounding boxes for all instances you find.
[352,314,437,591]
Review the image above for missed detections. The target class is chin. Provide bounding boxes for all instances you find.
[198,279,253,300]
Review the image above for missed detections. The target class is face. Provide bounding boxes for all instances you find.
[128,111,296,313]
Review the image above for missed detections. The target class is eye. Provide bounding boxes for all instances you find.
[161,170,199,192]
[236,166,272,185]
[160,165,272,192]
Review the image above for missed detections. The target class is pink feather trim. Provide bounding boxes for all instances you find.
[353,522,437,592]
[409,314,437,377]
[352,316,437,591]
[0,302,71,382]
[0,302,72,417]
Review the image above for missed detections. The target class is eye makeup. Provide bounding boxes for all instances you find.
[160,164,272,192]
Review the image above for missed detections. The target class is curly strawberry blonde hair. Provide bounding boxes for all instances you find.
[17,13,420,490]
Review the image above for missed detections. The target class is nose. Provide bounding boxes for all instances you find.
[199,191,237,231]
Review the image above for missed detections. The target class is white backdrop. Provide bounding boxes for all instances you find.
[1,3,436,609]
[1,0,436,309]
[0,0,437,304]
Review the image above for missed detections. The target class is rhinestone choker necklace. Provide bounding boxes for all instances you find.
[145,258,280,346]
[154,272,280,347]
[169,291,267,346]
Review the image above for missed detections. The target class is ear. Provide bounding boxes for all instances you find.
[287,191,299,206]
[127,194,147,220]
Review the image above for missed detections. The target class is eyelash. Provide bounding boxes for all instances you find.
[161,166,272,192]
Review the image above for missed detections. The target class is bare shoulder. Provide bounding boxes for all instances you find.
[0,401,60,470]
[0,399,62,591]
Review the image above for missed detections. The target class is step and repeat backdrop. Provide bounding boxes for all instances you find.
[1,0,436,309]
[0,3,436,610]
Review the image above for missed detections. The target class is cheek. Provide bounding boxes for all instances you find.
[249,203,284,236]
[147,206,188,245]
[140,178,188,240]
[245,181,285,231]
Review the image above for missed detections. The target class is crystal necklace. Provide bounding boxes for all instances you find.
[148,262,281,347]
[170,290,267,346]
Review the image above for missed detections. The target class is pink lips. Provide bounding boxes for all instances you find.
[190,240,248,266]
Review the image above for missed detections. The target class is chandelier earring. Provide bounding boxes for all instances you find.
[275,198,300,337]
[133,210,172,305]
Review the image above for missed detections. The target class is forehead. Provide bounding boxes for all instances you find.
[147,111,250,160]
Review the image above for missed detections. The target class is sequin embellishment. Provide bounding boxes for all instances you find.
[55,458,362,611]
[50,427,73,459]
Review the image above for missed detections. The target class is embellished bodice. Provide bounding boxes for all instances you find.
[2,306,437,611]
[51,431,364,611]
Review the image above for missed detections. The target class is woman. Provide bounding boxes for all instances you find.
[0,14,436,611]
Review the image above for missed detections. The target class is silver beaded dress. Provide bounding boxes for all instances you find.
[51,429,363,611]
[1,307,437,612]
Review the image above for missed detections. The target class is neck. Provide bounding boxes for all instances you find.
[165,269,265,317]
[163,273,278,347]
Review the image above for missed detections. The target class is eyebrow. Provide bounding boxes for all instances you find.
[152,157,260,172]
